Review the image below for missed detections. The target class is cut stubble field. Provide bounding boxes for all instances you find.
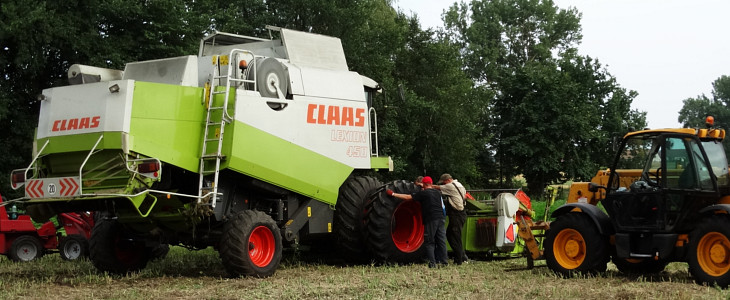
[1,247,729,300]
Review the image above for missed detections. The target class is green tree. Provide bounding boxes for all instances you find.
[444,0,645,193]
[678,75,730,158]
[678,75,730,129]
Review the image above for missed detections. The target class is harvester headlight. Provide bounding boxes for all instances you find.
[109,84,120,93]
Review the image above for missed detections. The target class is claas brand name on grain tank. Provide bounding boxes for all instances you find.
[306,104,365,126]
[51,116,100,132]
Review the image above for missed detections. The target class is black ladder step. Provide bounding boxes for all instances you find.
[205,138,222,142]
[201,154,225,159]
[207,121,224,126]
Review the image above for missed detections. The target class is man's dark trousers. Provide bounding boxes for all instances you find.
[446,209,467,264]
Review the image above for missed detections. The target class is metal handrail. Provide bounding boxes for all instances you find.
[78,135,104,195]
[369,107,378,156]
[20,139,50,187]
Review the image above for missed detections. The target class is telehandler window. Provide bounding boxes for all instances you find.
[663,137,713,190]
[702,140,730,188]
[690,141,714,190]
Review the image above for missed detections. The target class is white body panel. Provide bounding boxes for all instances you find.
[235,90,371,168]
[123,56,199,87]
[37,80,134,139]
[495,193,521,251]
[280,28,349,71]
[297,67,364,101]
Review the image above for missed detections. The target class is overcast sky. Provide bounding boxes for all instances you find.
[394,0,730,129]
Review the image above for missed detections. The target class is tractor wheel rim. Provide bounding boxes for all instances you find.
[17,242,38,261]
[697,232,730,276]
[553,228,585,269]
[64,240,82,259]
[391,201,425,253]
[249,225,275,267]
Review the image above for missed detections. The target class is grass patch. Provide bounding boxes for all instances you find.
[1,247,729,299]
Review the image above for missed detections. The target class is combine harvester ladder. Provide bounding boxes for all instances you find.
[197,51,254,207]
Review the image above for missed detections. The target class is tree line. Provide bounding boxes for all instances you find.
[0,0,647,198]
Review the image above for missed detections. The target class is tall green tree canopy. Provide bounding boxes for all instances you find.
[444,0,646,191]
[678,75,730,129]
[678,75,730,158]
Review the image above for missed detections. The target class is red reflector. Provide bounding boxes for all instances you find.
[138,162,160,173]
[11,171,25,185]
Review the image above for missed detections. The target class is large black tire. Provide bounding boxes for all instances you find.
[59,234,88,261]
[545,213,609,276]
[89,218,150,274]
[613,257,668,274]
[219,210,282,277]
[9,235,44,262]
[366,180,425,263]
[688,215,730,287]
[333,176,382,263]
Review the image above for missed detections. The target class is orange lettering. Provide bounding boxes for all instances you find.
[52,120,62,131]
[342,107,353,126]
[91,116,100,128]
[307,104,317,124]
[355,108,365,127]
[317,105,326,124]
[67,118,79,130]
[79,117,90,129]
[327,105,340,125]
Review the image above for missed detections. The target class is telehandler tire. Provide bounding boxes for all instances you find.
[89,218,150,274]
[366,180,425,263]
[334,176,382,263]
[545,212,609,276]
[219,210,282,277]
[59,234,88,261]
[688,215,730,288]
[9,235,44,262]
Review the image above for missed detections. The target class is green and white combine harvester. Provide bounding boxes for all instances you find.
[10,27,532,277]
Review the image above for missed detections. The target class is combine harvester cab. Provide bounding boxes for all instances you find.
[10,27,392,277]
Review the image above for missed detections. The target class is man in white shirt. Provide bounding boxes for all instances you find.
[436,173,468,265]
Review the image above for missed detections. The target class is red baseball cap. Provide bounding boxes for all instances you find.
[422,176,433,184]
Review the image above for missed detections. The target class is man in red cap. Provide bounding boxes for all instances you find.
[387,176,448,268]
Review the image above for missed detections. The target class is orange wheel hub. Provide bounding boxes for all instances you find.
[553,228,586,269]
[697,232,730,276]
